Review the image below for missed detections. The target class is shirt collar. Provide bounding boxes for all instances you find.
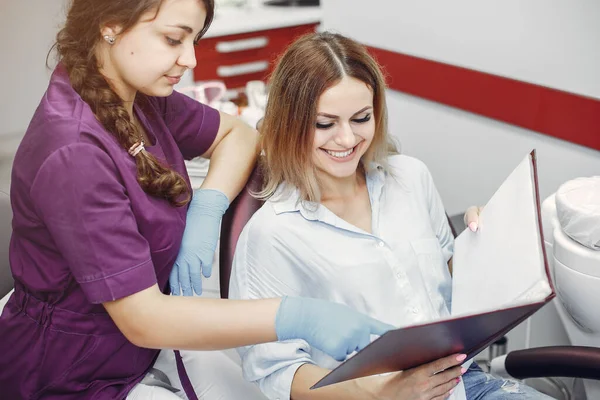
[270,185,320,219]
[270,161,387,221]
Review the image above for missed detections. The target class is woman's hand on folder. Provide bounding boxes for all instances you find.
[366,353,467,400]
[464,206,483,232]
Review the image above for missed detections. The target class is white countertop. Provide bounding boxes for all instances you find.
[205,4,322,38]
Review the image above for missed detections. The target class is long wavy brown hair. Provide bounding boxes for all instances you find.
[259,32,398,203]
[51,0,214,206]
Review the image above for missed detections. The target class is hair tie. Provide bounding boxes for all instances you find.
[128,141,145,157]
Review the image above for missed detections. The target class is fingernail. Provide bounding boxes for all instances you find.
[469,222,478,232]
[456,377,461,383]
[450,388,455,394]
[456,354,467,362]
[461,367,467,374]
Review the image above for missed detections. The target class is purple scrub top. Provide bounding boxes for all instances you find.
[0,64,220,399]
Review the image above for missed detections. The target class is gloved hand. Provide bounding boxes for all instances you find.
[275,296,395,362]
[170,189,230,296]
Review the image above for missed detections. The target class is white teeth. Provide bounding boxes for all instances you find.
[325,148,354,158]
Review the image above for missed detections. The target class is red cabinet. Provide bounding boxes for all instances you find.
[193,24,318,89]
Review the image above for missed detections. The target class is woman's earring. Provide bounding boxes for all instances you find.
[103,35,116,45]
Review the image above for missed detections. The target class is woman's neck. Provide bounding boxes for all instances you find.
[318,166,373,233]
[319,167,366,204]
[97,54,137,115]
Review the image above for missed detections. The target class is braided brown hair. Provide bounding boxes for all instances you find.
[51,0,214,206]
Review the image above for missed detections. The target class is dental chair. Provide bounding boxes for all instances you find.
[219,167,265,299]
[490,177,600,399]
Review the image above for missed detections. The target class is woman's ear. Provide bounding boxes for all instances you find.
[99,25,123,41]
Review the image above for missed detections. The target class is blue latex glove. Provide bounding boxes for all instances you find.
[275,296,395,361]
[170,189,229,296]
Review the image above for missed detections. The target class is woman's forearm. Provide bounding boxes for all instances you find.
[147,294,281,350]
[201,120,259,201]
[291,364,376,400]
[107,285,280,350]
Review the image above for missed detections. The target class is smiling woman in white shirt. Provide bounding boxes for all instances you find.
[229,32,552,400]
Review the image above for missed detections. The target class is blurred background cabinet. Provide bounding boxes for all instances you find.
[193,24,318,89]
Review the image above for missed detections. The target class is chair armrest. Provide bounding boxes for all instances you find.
[491,346,600,380]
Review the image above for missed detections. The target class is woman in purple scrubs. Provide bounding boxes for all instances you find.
[0,1,392,398]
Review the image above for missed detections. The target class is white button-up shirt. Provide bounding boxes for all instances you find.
[229,155,466,400]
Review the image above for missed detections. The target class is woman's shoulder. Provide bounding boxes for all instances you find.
[37,66,98,128]
[28,72,117,153]
[21,106,122,178]
[16,104,126,196]
[243,200,290,237]
[386,154,432,181]
[238,190,307,247]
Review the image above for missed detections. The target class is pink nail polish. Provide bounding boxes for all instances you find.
[461,367,467,374]
[469,222,478,232]
[456,354,467,362]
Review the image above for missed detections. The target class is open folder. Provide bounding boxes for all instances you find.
[312,150,555,389]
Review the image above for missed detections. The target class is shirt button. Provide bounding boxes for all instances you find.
[396,273,402,279]
[411,308,419,314]
[378,241,385,247]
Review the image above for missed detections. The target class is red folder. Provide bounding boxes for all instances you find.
[312,150,555,389]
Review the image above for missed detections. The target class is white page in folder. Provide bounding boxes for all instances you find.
[451,153,551,317]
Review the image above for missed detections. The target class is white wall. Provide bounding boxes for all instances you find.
[322,0,600,216]
[387,92,600,216]
[323,0,600,99]
[0,0,69,137]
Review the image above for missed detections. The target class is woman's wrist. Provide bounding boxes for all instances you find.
[353,373,388,400]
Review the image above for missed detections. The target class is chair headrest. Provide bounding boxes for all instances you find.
[219,168,264,299]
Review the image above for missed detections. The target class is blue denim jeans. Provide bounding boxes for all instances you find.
[463,362,555,399]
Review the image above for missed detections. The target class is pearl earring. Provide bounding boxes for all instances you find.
[103,35,116,45]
